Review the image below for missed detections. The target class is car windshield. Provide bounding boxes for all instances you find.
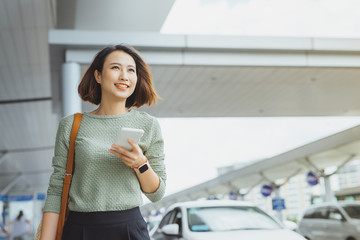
[343,205,360,219]
[187,206,281,232]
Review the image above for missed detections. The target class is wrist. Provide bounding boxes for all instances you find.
[133,157,149,174]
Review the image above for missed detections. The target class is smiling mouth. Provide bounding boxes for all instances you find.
[115,83,129,89]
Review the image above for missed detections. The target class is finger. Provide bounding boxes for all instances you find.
[109,148,133,160]
[110,144,129,154]
[108,150,134,166]
[108,148,124,157]
[127,139,142,153]
[118,155,137,168]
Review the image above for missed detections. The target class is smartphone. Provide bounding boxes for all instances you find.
[113,127,145,151]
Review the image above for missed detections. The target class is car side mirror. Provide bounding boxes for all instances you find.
[161,224,181,236]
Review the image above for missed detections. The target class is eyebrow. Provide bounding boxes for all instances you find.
[109,62,136,68]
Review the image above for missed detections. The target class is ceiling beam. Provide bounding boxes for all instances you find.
[49,30,360,67]
[0,174,23,195]
[49,29,360,52]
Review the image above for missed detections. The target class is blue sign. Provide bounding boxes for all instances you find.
[0,195,8,202]
[261,185,273,197]
[37,193,46,200]
[228,191,238,200]
[10,195,33,201]
[272,198,286,210]
[306,171,319,186]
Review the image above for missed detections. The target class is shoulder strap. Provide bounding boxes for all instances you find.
[65,113,83,177]
[56,113,83,240]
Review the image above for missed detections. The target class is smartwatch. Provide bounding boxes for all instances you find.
[134,159,149,174]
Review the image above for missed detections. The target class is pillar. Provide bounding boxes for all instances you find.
[274,187,283,222]
[323,176,335,202]
[61,62,82,117]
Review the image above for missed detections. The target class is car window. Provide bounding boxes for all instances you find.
[312,207,328,219]
[303,208,316,219]
[343,205,360,219]
[187,206,281,232]
[327,207,343,219]
[159,211,174,228]
[172,209,183,232]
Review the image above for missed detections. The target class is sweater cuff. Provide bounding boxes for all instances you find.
[43,195,61,214]
[144,178,166,202]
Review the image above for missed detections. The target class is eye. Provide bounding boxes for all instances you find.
[111,66,120,70]
[129,68,136,73]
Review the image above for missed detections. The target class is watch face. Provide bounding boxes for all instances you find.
[139,163,149,173]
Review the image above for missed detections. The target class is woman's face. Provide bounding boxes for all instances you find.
[95,50,137,103]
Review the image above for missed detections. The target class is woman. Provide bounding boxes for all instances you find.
[7,211,31,240]
[41,45,166,239]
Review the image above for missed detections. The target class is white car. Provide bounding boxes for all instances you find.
[297,201,360,240]
[150,200,306,240]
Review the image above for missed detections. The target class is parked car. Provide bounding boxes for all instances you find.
[297,201,360,240]
[150,200,306,240]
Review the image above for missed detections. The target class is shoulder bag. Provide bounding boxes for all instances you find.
[35,113,83,240]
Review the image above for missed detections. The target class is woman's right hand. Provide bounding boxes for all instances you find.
[40,212,59,240]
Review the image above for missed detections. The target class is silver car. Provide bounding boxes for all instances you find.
[150,200,305,240]
[297,201,360,240]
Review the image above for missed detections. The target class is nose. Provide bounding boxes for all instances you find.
[119,69,129,81]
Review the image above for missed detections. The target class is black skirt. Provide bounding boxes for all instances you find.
[62,207,150,240]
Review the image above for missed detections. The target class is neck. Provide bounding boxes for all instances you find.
[93,99,128,116]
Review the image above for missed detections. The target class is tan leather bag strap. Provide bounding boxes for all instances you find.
[56,113,83,240]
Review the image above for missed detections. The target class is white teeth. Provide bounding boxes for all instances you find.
[115,83,128,88]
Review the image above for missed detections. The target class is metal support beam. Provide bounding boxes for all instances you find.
[259,172,273,184]
[0,174,23,195]
[282,169,303,186]
[329,154,357,176]
[304,154,357,202]
[239,178,265,200]
[304,157,322,174]
[0,151,8,166]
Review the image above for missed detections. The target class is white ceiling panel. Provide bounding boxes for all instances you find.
[4,0,22,29]
[0,149,53,175]
[19,0,36,28]
[141,66,360,117]
[73,0,176,31]
[0,101,58,151]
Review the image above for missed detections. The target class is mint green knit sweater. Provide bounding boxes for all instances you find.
[43,109,166,213]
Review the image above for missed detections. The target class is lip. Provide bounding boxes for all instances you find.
[114,83,129,90]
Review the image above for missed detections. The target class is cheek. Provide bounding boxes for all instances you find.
[132,76,138,86]
[103,71,116,80]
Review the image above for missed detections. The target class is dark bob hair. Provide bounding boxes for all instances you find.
[78,44,159,108]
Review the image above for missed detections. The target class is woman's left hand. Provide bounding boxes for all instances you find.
[109,139,147,168]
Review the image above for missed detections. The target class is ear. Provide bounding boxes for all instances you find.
[94,70,102,84]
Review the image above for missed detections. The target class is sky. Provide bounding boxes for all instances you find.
[155,0,360,196]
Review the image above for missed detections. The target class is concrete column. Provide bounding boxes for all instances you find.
[62,62,82,117]
[274,187,283,222]
[323,176,335,202]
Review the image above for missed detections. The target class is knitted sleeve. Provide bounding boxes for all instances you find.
[143,117,166,202]
[43,115,73,213]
